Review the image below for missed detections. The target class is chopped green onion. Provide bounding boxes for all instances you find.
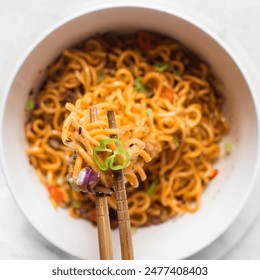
[145,108,152,116]
[68,188,73,199]
[134,77,146,92]
[173,137,180,148]
[56,177,64,186]
[146,177,159,196]
[73,201,82,209]
[131,226,137,234]
[215,81,225,92]
[134,77,154,98]
[97,70,105,83]
[173,70,183,76]
[25,99,34,111]
[224,143,233,154]
[153,63,168,72]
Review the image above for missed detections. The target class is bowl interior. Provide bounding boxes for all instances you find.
[1,6,258,259]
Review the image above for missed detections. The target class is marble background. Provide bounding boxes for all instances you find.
[0,0,259,259]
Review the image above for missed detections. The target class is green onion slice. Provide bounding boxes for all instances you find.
[153,63,168,72]
[73,201,82,209]
[147,177,159,196]
[145,108,152,116]
[173,70,183,76]
[25,99,35,111]
[134,77,146,92]
[131,226,137,234]
[215,81,225,92]
[97,70,105,83]
[173,137,180,148]
[224,143,233,154]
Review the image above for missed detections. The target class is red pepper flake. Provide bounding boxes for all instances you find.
[147,65,156,73]
[161,86,174,104]
[90,210,97,223]
[137,31,158,51]
[210,169,219,179]
[147,79,158,89]
[48,185,64,203]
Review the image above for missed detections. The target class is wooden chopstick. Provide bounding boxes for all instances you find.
[89,107,113,260]
[107,110,134,260]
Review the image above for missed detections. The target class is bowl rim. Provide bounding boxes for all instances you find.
[1,0,260,259]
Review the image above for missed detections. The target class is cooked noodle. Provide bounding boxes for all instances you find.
[25,32,229,228]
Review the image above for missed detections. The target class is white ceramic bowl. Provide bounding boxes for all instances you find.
[1,1,260,259]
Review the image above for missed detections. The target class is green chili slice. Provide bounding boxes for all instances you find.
[93,138,130,171]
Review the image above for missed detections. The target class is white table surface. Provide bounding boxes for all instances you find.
[0,0,260,260]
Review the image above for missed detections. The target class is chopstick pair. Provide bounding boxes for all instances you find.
[89,107,134,260]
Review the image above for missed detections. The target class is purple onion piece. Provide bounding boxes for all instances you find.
[76,167,99,193]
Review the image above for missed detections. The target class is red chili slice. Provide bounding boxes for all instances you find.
[147,65,156,73]
[210,169,219,179]
[90,210,97,223]
[147,79,158,89]
[161,86,174,104]
[137,31,158,51]
[48,185,64,203]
